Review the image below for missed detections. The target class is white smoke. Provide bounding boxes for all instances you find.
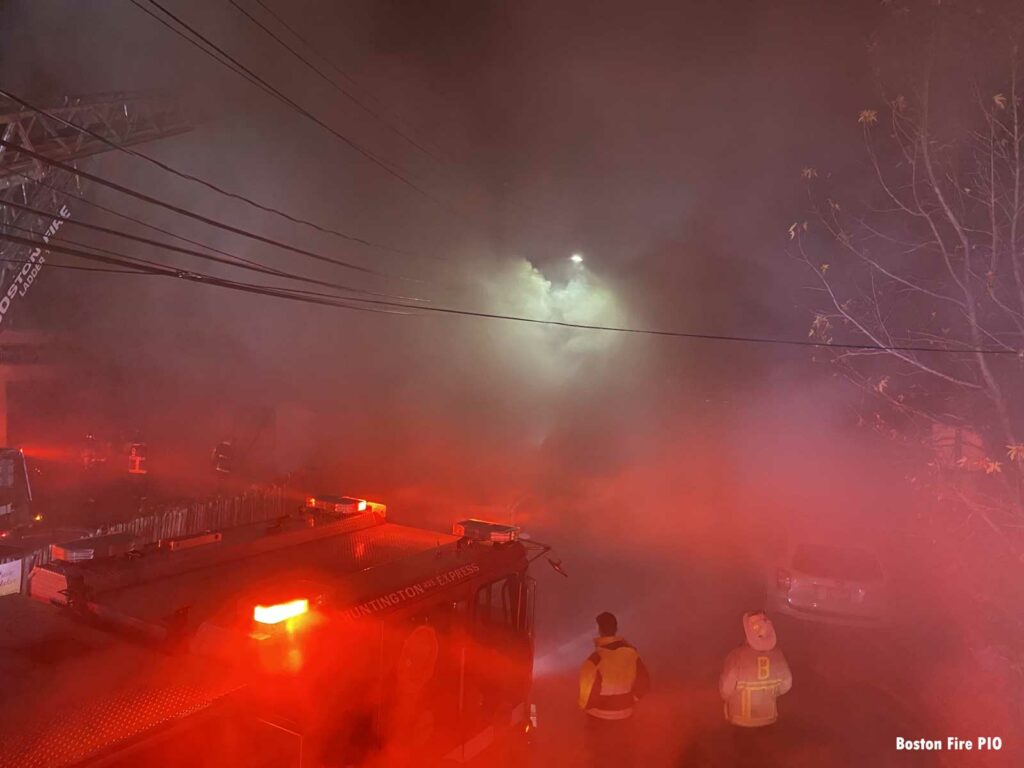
[476,256,625,385]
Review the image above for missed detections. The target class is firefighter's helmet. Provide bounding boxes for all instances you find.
[743,611,777,652]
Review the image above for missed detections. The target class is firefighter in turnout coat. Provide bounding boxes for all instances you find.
[579,612,650,767]
[719,611,792,765]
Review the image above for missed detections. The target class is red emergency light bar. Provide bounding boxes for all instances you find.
[253,598,309,625]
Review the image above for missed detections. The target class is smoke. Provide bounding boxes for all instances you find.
[7,0,1020,764]
[1,0,875,498]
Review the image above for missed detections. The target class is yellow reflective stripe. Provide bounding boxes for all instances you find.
[736,679,782,688]
[737,681,781,724]
[578,661,598,709]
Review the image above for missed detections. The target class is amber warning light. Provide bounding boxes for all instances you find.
[305,495,376,514]
[254,598,309,625]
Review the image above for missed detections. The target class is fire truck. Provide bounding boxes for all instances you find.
[0,447,33,532]
[2,499,542,767]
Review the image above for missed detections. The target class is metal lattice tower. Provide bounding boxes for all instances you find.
[0,91,193,447]
[0,91,193,328]
[0,90,192,189]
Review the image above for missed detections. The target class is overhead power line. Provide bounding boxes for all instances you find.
[18,169,286,264]
[128,0,283,99]
[1,221,402,306]
[0,138,385,276]
[245,0,532,235]
[0,228,1014,356]
[0,88,432,261]
[14,169,324,270]
[0,198,421,300]
[0,230,408,315]
[0,254,142,275]
[228,0,445,167]
[135,0,439,205]
[2,220,218,274]
[253,0,448,160]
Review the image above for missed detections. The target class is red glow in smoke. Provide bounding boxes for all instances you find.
[19,442,79,463]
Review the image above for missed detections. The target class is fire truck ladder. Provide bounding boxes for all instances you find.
[0,90,194,323]
[0,90,193,190]
[0,91,193,445]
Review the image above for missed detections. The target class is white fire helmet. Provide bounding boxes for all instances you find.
[743,611,777,652]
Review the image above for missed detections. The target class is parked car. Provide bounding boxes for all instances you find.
[767,541,887,625]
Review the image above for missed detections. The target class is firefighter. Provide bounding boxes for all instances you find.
[719,611,792,766]
[127,440,148,475]
[82,433,99,470]
[579,611,650,767]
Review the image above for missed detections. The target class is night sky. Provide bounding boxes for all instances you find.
[0,1,883,450]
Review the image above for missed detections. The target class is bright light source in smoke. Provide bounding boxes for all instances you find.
[475,256,625,389]
[254,598,309,625]
[570,253,583,264]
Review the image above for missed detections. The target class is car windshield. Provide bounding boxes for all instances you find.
[792,544,882,582]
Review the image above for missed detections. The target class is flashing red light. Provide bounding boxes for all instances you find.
[776,568,792,592]
[357,499,367,512]
[307,497,316,507]
[254,598,309,625]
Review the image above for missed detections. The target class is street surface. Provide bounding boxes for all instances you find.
[526,550,995,767]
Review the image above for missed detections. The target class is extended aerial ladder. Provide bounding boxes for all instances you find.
[0,91,192,452]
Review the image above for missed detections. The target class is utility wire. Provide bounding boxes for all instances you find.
[0,229,1015,356]
[0,138,387,277]
[128,0,283,97]
[0,198,422,300]
[12,168,413,293]
[0,254,143,275]
[14,169,315,269]
[0,230,409,315]
[15,169,244,259]
[0,88,433,261]
[13,169,427,297]
[333,300,1024,354]
[229,0,445,167]
[1,219,271,281]
[248,0,524,233]
[3,221,203,272]
[136,0,438,205]
[0,221,406,305]
[3,198,297,272]
[246,0,530,235]
[253,0,448,161]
